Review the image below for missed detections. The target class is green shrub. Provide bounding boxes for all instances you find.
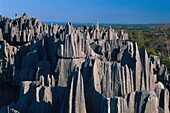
[160,59,170,70]
[138,40,158,56]
[146,48,158,56]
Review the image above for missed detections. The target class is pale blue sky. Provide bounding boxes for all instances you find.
[0,0,170,24]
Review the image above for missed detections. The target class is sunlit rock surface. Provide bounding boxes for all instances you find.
[0,14,169,113]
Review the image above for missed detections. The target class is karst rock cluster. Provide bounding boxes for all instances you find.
[0,13,169,113]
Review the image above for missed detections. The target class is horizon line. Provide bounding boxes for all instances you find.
[42,21,170,25]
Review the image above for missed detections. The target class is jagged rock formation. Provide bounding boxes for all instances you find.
[0,13,169,113]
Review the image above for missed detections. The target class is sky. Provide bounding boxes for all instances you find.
[0,0,170,24]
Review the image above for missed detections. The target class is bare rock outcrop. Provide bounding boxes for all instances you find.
[0,14,169,113]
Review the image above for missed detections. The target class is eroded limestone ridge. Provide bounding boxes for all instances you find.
[0,13,169,113]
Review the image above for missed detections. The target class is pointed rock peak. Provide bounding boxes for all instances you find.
[15,13,18,19]
[72,67,82,79]
[150,55,160,65]
[66,22,72,28]
[23,12,27,16]
[109,26,112,29]
[94,23,99,31]
[21,81,33,95]
[155,82,164,89]
[121,29,124,35]
[84,25,88,31]
[21,13,28,20]
[141,46,148,59]
[133,42,141,58]
[65,22,73,34]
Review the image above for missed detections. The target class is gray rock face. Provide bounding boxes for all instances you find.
[0,14,169,113]
[0,28,3,41]
[124,91,159,113]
